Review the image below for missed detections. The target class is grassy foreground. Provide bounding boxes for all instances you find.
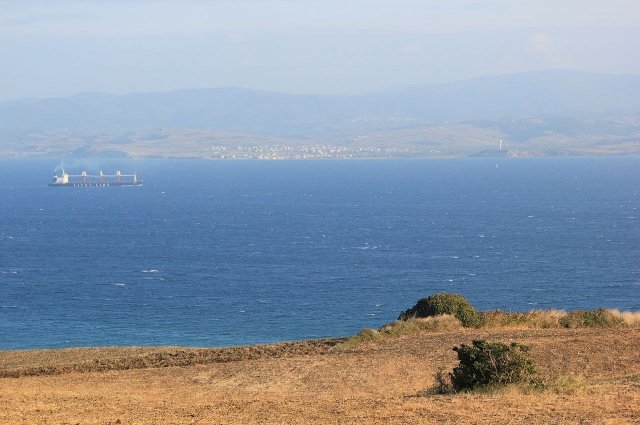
[1,314,640,424]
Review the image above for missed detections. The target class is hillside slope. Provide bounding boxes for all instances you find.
[1,327,639,424]
[1,70,639,158]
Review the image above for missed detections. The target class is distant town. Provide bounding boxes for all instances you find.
[199,144,411,160]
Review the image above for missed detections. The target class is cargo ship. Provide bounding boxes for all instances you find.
[49,169,142,187]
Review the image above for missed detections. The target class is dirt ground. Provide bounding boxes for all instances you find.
[1,328,639,424]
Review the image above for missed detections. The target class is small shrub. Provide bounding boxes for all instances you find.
[433,368,454,394]
[449,340,537,392]
[559,309,626,328]
[359,327,381,340]
[334,327,385,349]
[398,293,483,327]
[551,374,588,395]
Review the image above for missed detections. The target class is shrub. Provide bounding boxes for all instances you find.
[449,340,537,392]
[342,328,382,347]
[550,374,588,395]
[433,369,454,394]
[559,309,626,328]
[398,293,483,327]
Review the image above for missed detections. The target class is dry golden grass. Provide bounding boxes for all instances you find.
[0,339,337,378]
[336,308,640,351]
[609,309,640,326]
[1,327,640,424]
[548,374,590,395]
[336,315,463,349]
[480,309,567,329]
[480,308,639,330]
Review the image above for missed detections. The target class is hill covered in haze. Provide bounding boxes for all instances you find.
[1,70,639,158]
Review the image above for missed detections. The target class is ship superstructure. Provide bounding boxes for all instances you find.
[49,169,142,187]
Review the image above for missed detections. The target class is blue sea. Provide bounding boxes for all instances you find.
[1,157,639,350]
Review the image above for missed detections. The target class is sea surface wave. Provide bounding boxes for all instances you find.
[1,157,639,349]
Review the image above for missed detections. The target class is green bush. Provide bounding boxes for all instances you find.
[449,340,537,392]
[559,309,627,328]
[398,293,483,327]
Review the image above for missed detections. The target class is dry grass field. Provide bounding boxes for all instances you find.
[1,326,640,424]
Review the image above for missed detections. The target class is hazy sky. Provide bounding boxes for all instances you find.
[0,0,639,101]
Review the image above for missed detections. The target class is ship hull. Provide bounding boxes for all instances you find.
[48,182,143,187]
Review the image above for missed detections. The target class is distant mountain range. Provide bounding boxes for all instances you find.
[1,70,639,158]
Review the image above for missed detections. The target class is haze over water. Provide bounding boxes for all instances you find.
[1,157,639,349]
